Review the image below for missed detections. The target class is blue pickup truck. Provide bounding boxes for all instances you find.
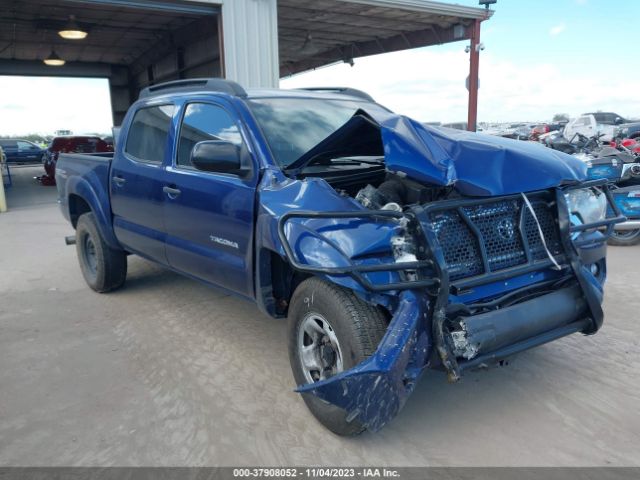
[56,78,624,435]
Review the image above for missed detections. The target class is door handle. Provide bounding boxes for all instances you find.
[112,176,126,186]
[163,185,181,197]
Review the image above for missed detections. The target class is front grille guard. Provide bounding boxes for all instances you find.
[277,210,438,292]
[416,180,624,292]
[416,190,564,292]
[415,180,625,380]
[278,182,625,385]
[277,181,625,294]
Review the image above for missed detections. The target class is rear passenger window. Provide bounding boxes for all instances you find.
[177,103,243,168]
[125,105,175,163]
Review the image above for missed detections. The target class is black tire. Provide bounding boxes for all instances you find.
[608,229,640,246]
[75,212,127,292]
[288,277,387,436]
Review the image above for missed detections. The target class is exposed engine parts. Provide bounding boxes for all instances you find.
[354,175,451,211]
[355,181,404,211]
[390,233,418,281]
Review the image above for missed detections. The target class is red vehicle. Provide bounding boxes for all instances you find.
[39,136,113,186]
[529,124,550,142]
[610,137,640,156]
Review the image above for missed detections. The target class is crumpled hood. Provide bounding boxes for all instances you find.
[289,110,588,197]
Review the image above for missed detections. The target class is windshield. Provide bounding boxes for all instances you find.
[247,97,389,168]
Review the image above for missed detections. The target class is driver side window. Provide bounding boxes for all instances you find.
[177,103,243,168]
[17,141,35,150]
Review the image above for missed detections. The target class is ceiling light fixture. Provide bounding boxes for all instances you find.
[44,49,65,66]
[58,15,88,40]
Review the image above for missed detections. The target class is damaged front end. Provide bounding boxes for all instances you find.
[269,108,626,431]
[278,181,624,431]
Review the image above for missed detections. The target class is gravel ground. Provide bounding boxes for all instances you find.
[0,167,639,466]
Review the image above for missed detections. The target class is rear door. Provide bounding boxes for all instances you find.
[110,103,176,264]
[162,100,257,297]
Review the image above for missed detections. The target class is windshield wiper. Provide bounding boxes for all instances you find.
[284,157,382,175]
[315,157,383,166]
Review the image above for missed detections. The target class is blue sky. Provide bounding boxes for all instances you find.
[473,0,630,65]
[1,0,637,135]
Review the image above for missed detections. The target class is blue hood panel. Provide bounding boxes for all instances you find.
[290,110,588,197]
[378,115,588,196]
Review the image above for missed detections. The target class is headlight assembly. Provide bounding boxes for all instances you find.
[565,188,607,225]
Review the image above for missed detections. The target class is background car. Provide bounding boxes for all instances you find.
[440,121,468,130]
[0,139,45,164]
[40,136,113,186]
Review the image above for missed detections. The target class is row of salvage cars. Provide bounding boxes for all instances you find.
[537,130,640,246]
[440,119,640,246]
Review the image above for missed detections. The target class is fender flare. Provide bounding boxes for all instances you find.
[66,176,121,250]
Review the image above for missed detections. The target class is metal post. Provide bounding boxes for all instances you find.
[467,19,481,132]
[0,147,7,213]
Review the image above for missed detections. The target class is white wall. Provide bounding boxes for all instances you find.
[186,0,280,88]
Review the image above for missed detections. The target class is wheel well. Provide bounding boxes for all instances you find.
[68,194,92,228]
[259,249,396,322]
[266,251,309,317]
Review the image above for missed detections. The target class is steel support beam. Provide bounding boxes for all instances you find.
[280,23,468,77]
[467,18,481,132]
[221,0,279,88]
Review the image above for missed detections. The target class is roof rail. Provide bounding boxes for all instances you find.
[139,78,247,99]
[296,87,375,102]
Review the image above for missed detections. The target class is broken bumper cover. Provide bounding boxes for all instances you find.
[451,284,588,363]
[296,281,596,432]
[296,290,429,432]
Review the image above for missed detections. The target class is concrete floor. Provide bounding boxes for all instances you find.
[1,167,639,466]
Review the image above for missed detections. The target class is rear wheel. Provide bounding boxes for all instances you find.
[76,212,127,292]
[608,228,640,246]
[288,277,387,436]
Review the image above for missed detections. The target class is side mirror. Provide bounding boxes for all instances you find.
[615,117,623,125]
[190,140,248,176]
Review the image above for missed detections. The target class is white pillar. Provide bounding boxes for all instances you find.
[220,0,280,88]
[0,148,7,213]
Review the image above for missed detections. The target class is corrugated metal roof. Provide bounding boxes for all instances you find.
[0,0,492,77]
[279,0,492,75]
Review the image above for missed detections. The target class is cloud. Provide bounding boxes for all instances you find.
[549,23,566,36]
[280,47,640,123]
[0,76,112,136]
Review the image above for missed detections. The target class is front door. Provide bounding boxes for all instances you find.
[17,141,41,162]
[163,101,257,297]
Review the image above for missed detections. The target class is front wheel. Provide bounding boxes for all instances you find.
[608,228,640,246]
[75,212,127,292]
[288,277,387,436]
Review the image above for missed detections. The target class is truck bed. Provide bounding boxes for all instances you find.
[56,152,116,245]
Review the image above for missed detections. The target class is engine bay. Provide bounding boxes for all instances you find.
[297,158,454,211]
